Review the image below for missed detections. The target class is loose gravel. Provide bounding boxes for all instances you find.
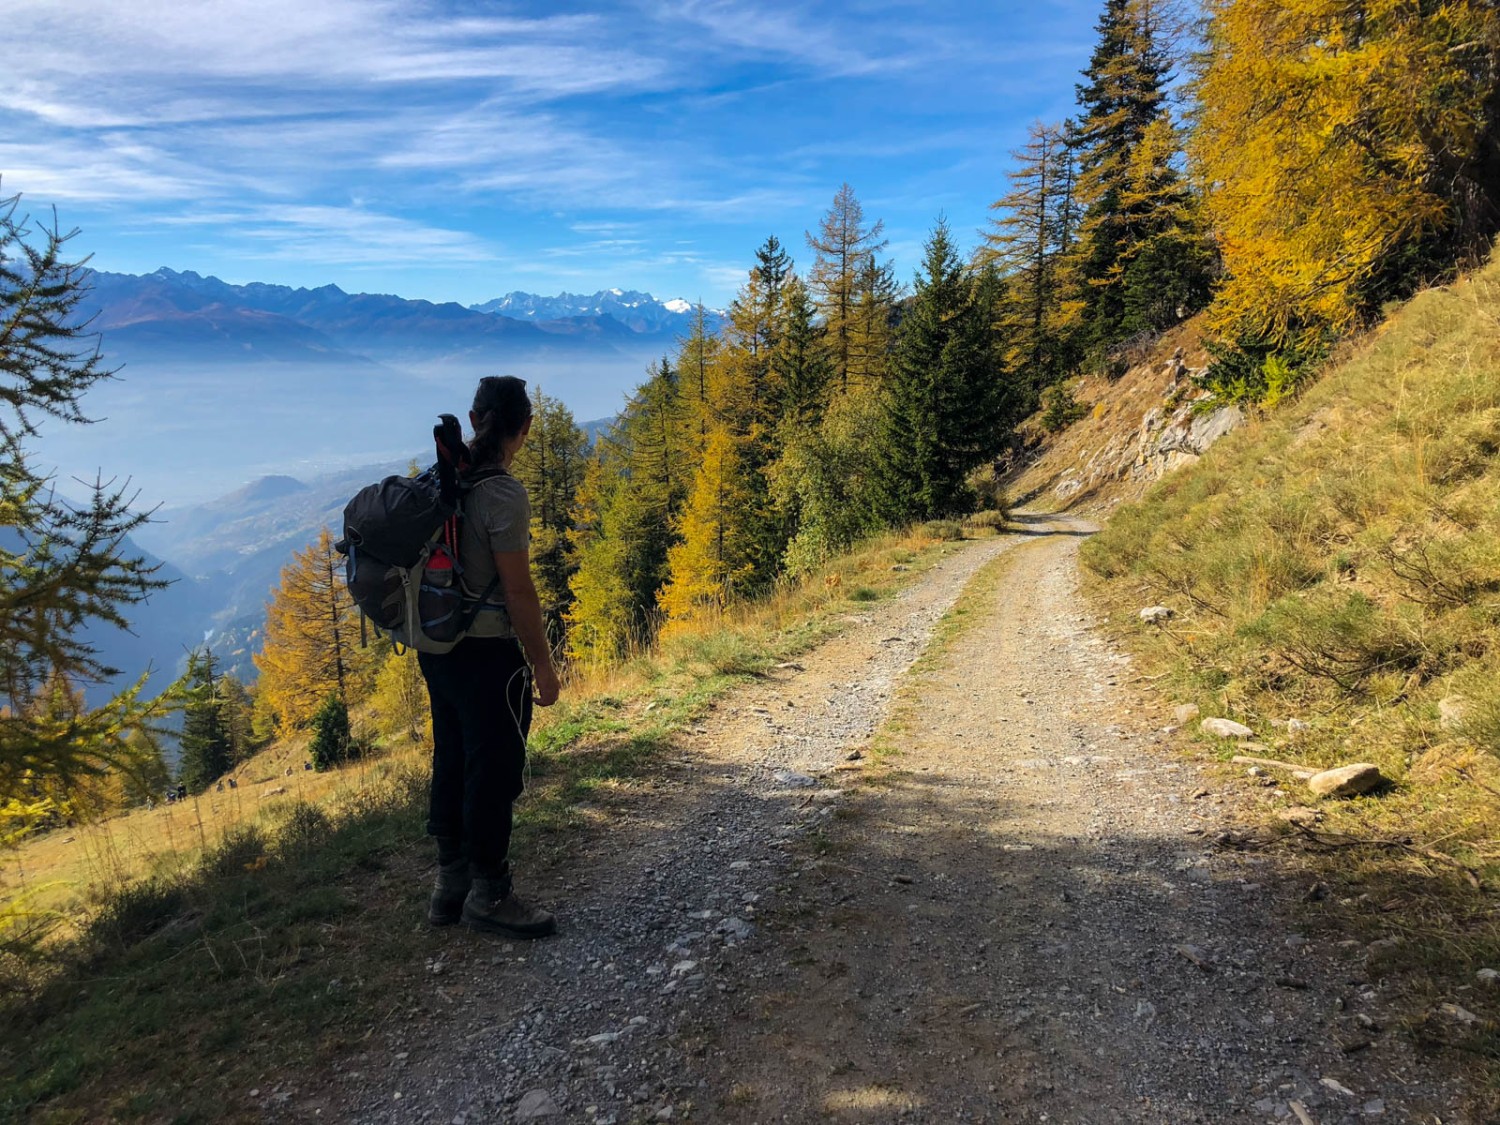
[322,517,1469,1124]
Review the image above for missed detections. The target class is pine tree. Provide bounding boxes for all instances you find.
[0,192,172,796]
[768,274,831,425]
[565,359,687,662]
[982,121,1081,395]
[307,694,353,772]
[677,305,721,450]
[877,219,1006,522]
[371,647,429,746]
[511,387,588,634]
[1115,116,1215,337]
[217,672,260,765]
[806,184,892,391]
[253,527,367,734]
[1072,0,1177,352]
[178,647,232,792]
[1192,0,1500,362]
[658,426,757,630]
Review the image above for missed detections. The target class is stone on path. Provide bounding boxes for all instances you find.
[1139,605,1174,624]
[1307,764,1386,799]
[1201,717,1254,739]
[516,1089,562,1120]
[772,768,817,788]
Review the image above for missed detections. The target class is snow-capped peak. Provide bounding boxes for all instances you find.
[663,298,693,314]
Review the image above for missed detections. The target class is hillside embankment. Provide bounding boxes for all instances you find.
[1076,261,1500,1100]
[1005,319,1247,516]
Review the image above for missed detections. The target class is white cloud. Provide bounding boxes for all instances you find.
[145,204,500,267]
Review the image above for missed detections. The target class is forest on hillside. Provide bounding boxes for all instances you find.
[3,0,1498,827]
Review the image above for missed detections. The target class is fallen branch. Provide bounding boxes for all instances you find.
[1287,823,1482,890]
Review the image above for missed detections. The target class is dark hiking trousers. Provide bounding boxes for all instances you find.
[418,636,533,883]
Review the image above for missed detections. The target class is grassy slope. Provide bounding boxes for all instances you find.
[0,525,991,1122]
[1081,260,1500,1073]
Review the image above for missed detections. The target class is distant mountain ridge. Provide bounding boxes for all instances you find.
[81,269,724,366]
[471,288,715,334]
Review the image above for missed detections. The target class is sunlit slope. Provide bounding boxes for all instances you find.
[1083,259,1500,776]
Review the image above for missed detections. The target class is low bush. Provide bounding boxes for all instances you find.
[917,519,964,542]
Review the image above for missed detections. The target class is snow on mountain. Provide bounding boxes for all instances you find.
[470,289,724,334]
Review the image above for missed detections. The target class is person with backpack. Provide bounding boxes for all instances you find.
[419,375,561,938]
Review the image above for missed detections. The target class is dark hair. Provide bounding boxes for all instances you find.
[469,375,532,465]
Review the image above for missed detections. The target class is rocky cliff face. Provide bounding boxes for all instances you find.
[1009,325,1247,512]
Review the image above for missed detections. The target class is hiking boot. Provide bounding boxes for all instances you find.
[461,878,557,939]
[428,859,471,926]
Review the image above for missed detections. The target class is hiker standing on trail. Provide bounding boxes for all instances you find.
[420,375,561,939]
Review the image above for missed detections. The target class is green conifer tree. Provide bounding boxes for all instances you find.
[178,647,233,792]
[511,387,588,635]
[0,192,172,796]
[877,219,1007,521]
[806,184,892,391]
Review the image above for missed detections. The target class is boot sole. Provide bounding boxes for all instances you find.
[462,910,557,939]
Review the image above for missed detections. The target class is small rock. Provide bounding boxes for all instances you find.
[717,916,755,943]
[1321,1077,1356,1097]
[1301,882,1329,903]
[670,960,698,975]
[516,1089,563,1120]
[1440,1002,1480,1025]
[891,874,915,885]
[1201,717,1254,739]
[845,748,864,761]
[1173,703,1201,725]
[1278,806,1322,827]
[1362,1099,1385,1117]
[1174,943,1213,970]
[655,1107,675,1121]
[1139,606,1174,624]
[729,860,752,870]
[1364,937,1404,969]
[772,769,816,788]
[1134,999,1157,1024]
[1439,696,1468,731]
[1287,718,1311,733]
[1477,968,1500,987]
[1308,763,1386,799]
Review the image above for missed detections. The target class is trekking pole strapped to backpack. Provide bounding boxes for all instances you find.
[335,414,500,654]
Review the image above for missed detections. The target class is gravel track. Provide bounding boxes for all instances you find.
[328,517,1467,1125]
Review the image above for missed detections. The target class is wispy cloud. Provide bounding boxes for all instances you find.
[148,205,499,267]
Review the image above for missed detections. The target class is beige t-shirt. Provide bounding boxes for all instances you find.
[459,469,530,638]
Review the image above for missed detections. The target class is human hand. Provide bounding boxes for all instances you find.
[532,663,560,707]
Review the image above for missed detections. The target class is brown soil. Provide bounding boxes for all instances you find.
[332,519,1469,1125]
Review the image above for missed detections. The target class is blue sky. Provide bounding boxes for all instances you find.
[6,1,1105,308]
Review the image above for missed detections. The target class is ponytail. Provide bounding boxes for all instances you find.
[469,376,532,466]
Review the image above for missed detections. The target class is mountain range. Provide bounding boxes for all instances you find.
[37,268,716,700]
[80,269,722,372]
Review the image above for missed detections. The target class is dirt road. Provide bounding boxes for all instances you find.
[338,518,1465,1125]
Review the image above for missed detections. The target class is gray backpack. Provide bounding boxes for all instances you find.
[336,415,499,653]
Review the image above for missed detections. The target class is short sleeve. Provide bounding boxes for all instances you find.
[471,475,530,554]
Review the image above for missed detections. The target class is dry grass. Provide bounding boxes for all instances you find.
[1079,258,1500,1088]
[0,524,959,1122]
